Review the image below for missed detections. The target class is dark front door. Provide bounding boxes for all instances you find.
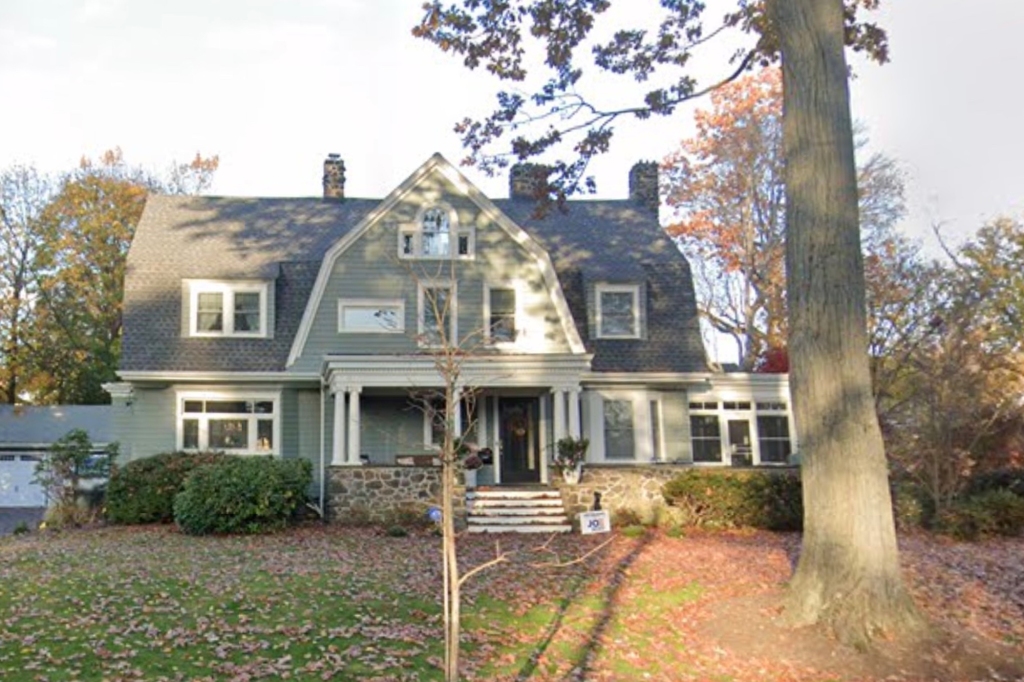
[499,397,540,484]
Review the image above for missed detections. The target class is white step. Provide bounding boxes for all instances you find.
[468,514,568,525]
[470,506,566,517]
[467,490,561,500]
[468,493,565,503]
[468,524,572,534]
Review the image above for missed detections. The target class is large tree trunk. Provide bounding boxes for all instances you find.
[768,0,926,646]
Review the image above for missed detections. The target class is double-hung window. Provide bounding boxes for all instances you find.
[755,402,792,464]
[189,281,269,337]
[602,399,636,460]
[400,205,474,259]
[689,401,723,463]
[487,286,517,344]
[596,284,641,338]
[178,392,279,455]
[419,283,456,346]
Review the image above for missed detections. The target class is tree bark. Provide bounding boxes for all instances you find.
[768,0,926,645]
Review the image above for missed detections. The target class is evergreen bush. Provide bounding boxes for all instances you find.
[662,468,803,530]
[173,456,312,535]
[106,451,224,524]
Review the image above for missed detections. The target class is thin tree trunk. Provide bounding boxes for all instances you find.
[769,0,926,646]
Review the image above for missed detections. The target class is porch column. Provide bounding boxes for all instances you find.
[568,388,582,439]
[552,388,567,442]
[331,388,346,466]
[346,386,362,465]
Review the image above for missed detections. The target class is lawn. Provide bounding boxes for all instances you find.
[1,524,1022,681]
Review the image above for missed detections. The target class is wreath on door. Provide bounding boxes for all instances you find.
[508,413,528,437]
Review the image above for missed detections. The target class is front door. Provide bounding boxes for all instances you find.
[499,397,540,484]
[727,419,753,467]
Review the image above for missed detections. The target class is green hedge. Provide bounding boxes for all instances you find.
[936,489,1024,541]
[106,451,225,524]
[174,456,312,535]
[962,468,1024,499]
[662,469,803,531]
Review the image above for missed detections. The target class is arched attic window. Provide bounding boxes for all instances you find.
[399,204,474,259]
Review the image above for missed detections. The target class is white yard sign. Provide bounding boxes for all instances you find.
[579,510,611,535]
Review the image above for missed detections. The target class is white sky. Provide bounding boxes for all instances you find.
[1,0,1021,253]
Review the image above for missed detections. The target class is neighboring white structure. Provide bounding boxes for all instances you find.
[0,405,113,507]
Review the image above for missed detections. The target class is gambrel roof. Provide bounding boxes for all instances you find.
[120,155,707,375]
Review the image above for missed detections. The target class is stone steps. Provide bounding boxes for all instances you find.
[466,487,571,534]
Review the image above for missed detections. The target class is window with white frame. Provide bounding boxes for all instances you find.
[338,299,404,333]
[756,402,792,464]
[602,399,635,459]
[178,393,279,454]
[189,281,269,337]
[486,286,517,344]
[421,397,474,448]
[689,401,722,463]
[596,284,640,338]
[418,283,456,346]
[400,205,473,259]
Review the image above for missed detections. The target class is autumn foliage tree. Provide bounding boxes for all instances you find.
[0,149,218,404]
[663,67,907,370]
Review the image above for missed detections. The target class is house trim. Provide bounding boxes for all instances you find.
[118,371,321,383]
[286,153,586,367]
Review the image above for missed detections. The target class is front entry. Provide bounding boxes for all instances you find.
[499,397,541,484]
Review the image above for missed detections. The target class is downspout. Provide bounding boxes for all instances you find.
[319,375,326,516]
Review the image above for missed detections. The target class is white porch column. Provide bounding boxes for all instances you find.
[453,387,463,439]
[568,388,582,439]
[346,386,361,465]
[331,389,346,466]
[552,388,567,442]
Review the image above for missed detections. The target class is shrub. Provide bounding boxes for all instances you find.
[936,489,1024,541]
[891,479,932,531]
[962,468,1024,499]
[106,451,225,524]
[662,469,803,531]
[174,456,312,535]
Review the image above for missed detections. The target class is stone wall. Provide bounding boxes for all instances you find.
[551,465,693,525]
[327,466,464,525]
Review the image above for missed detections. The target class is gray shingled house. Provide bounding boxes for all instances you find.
[104,153,793,522]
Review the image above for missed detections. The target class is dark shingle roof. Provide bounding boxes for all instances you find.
[0,405,113,445]
[495,199,707,373]
[121,194,707,374]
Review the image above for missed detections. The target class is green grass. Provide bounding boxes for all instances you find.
[0,526,704,681]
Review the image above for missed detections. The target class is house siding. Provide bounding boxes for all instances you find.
[120,386,177,461]
[291,173,572,372]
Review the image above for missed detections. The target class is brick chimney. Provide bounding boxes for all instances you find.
[323,153,345,200]
[509,163,551,200]
[628,161,659,215]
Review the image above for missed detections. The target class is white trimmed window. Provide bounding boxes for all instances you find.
[189,281,269,337]
[418,282,456,346]
[485,285,518,345]
[596,284,641,339]
[603,399,635,460]
[400,205,474,259]
[177,391,280,455]
[688,402,723,463]
[338,299,405,333]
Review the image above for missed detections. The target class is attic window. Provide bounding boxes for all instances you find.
[188,281,270,338]
[400,205,473,259]
[595,284,641,339]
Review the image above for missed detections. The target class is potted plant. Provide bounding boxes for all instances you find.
[456,439,484,489]
[554,436,589,485]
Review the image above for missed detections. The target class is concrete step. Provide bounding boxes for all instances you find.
[469,498,564,508]
[467,524,572,534]
[470,506,567,516]
[468,514,569,525]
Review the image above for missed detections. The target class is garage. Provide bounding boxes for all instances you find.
[0,453,46,507]
[0,405,112,509]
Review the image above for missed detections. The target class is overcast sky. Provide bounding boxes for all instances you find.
[1,0,1021,252]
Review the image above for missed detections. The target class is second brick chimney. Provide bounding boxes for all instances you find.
[323,154,345,200]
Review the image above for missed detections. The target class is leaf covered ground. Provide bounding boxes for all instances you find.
[0,525,1022,681]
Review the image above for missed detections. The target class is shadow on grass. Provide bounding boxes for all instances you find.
[514,531,654,681]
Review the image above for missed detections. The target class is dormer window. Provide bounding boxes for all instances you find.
[595,284,641,339]
[188,280,270,338]
[400,204,473,259]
